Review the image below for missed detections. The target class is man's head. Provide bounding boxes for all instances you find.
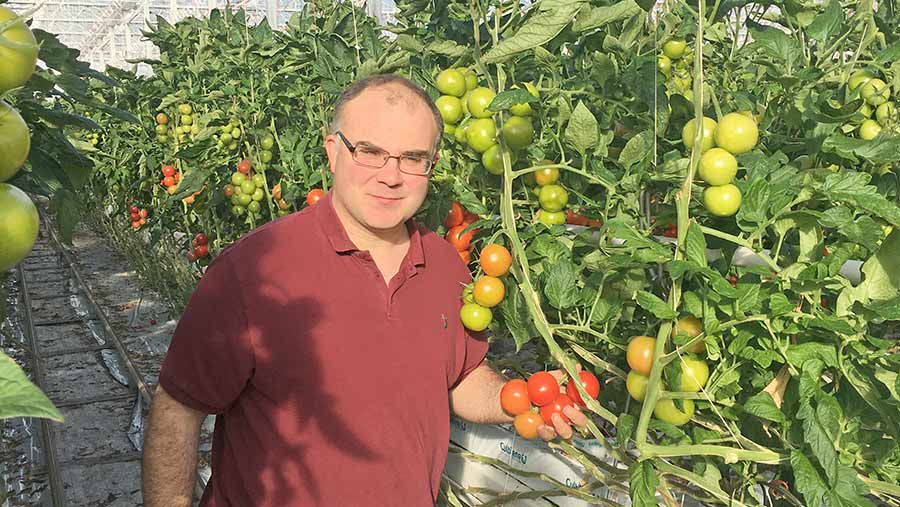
[324,74,442,237]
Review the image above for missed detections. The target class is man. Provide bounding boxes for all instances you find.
[142,74,587,506]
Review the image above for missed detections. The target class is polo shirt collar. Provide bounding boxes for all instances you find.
[316,192,426,267]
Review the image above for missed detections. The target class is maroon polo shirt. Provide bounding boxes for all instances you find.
[158,193,488,506]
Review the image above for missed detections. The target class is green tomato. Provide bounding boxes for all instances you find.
[252,174,266,187]
[848,69,875,91]
[861,78,891,106]
[455,121,469,144]
[0,182,39,272]
[436,68,467,97]
[657,54,672,76]
[714,113,758,155]
[251,187,265,201]
[681,117,717,153]
[0,7,39,93]
[501,116,533,151]
[261,134,275,150]
[698,148,738,185]
[260,150,273,163]
[443,123,455,136]
[482,144,517,175]
[537,210,566,226]
[231,128,242,139]
[230,194,242,206]
[462,68,478,91]
[460,303,492,331]
[247,200,261,213]
[238,193,252,206]
[467,87,497,119]
[190,124,200,134]
[859,119,883,140]
[155,124,168,134]
[180,114,193,126]
[876,102,896,124]
[221,123,234,133]
[538,184,569,212]
[220,133,233,144]
[859,102,874,118]
[703,184,742,217]
[178,103,192,115]
[653,399,694,426]
[231,205,245,216]
[662,38,687,60]
[679,358,709,392]
[0,101,31,182]
[466,118,497,153]
[626,371,651,401]
[157,135,168,143]
[231,172,247,186]
[228,141,238,151]
[436,95,463,124]
[240,180,256,195]
[509,82,539,117]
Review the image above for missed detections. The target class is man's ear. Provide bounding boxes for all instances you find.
[324,135,337,174]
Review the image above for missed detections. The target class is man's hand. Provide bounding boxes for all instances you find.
[536,367,589,441]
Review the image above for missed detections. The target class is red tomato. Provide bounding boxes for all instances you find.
[446,224,475,251]
[130,205,138,214]
[463,210,479,223]
[662,224,677,238]
[500,379,532,416]
[237,159,251,174]
[130,212,139,221]
[131,221,140,230]
[223,184,235,197]
[162,165,175,177]
[174,172,180,182]
[539,393,574,424]
[139,209,148,218]
[186,251,197,262]
[527,371,558,406]
[565,210,588,226]
[163,176,175,187]
[443,201,464,228]
[586,218,603,228]
[479,244,512,277]
[513,412,543,440]
[307,189,325,206]
[194,232,208,246]
[194,244,209,258]
[565,370,600,406]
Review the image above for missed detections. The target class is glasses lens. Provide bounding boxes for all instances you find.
[399,156,432,175]
[353,146,388,167]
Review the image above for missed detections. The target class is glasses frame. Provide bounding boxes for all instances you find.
[335,131,435,176]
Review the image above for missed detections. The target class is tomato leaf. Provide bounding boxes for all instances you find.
[684,222,707,268]
[618,131,652,170]
[573,0,642,32]
[48,188,82,245]
[822,133,900,166]
[543,260,580,310]
[748,26,803,70]
[768,293,794,315]
[487,89,538,112]
[616,412,635,445]
[496,278,538,351]
[806,0,843,43]
[786,343,838,369]
[564,101,599,156]
[450,180,488,216]
[426,40,467,58]
[483,0,588,63]
[791,450,829,507]
[628,460,659,507]
[636,290,676,320]
[0,352,63,422]
[743,391,786,423]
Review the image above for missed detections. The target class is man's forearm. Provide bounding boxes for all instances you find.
[449,362,513,424]
[142,387,205,507]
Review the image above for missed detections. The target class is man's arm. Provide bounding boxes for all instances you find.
[142,385,207,507]
[449,362,588,441]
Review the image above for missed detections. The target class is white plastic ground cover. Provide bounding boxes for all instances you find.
[445,416,632,506]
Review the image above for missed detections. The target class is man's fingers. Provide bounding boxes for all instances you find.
[551,413,574,440]
[537,424,557,442]
[563,405,588,428]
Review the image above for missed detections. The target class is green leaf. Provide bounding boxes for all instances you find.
[857,230,900,301]
[544,260,580,310]
[798,399,840,483]
[791,450,829,507]
[488,89,538,112]
[572,0,642,32]
[0,352,63,422]
[743,391,786,422]
[618,131,652,169]
[483,0,588,63]
[636,290,676,320]
[786,343,838,368]
[769,293,794,315]
[564,101,598,155]
[395,34,425,53]
[822,133,900,166]
[749,27,803,68]
[497,279,539,351]
[806,0,843,43]
[426,40,468,58]
[169,168,211,201]
[616,412,635,445]
[629,460,659,507]
[684,222,708,268]
[47,189,82,244]
[451,180,488,215]
[865,297,900,321]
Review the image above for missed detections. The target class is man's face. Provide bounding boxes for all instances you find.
[324,85,438,234]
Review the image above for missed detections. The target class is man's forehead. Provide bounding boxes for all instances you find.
[341,85,437,149]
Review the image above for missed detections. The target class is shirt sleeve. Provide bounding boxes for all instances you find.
[449,327,489,389]
[158,253,255,414]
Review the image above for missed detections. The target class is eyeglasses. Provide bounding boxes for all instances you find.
[335,131,435,176]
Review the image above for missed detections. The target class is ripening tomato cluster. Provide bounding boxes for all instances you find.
[682,112,759,218]
[846,70,897,141]
[128,205,149,230]
[526,161,571,227]
[434,68,536,176]
[223,159,270,217]
[624,317,710,426]
[459,244,512,332]
[500,368,600,440]
[443,200,479,263]
[186,232,209,262]
[658,38,695,101]
[159,164,182,195]
[155,104,201,145]
[268,183,291,214]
